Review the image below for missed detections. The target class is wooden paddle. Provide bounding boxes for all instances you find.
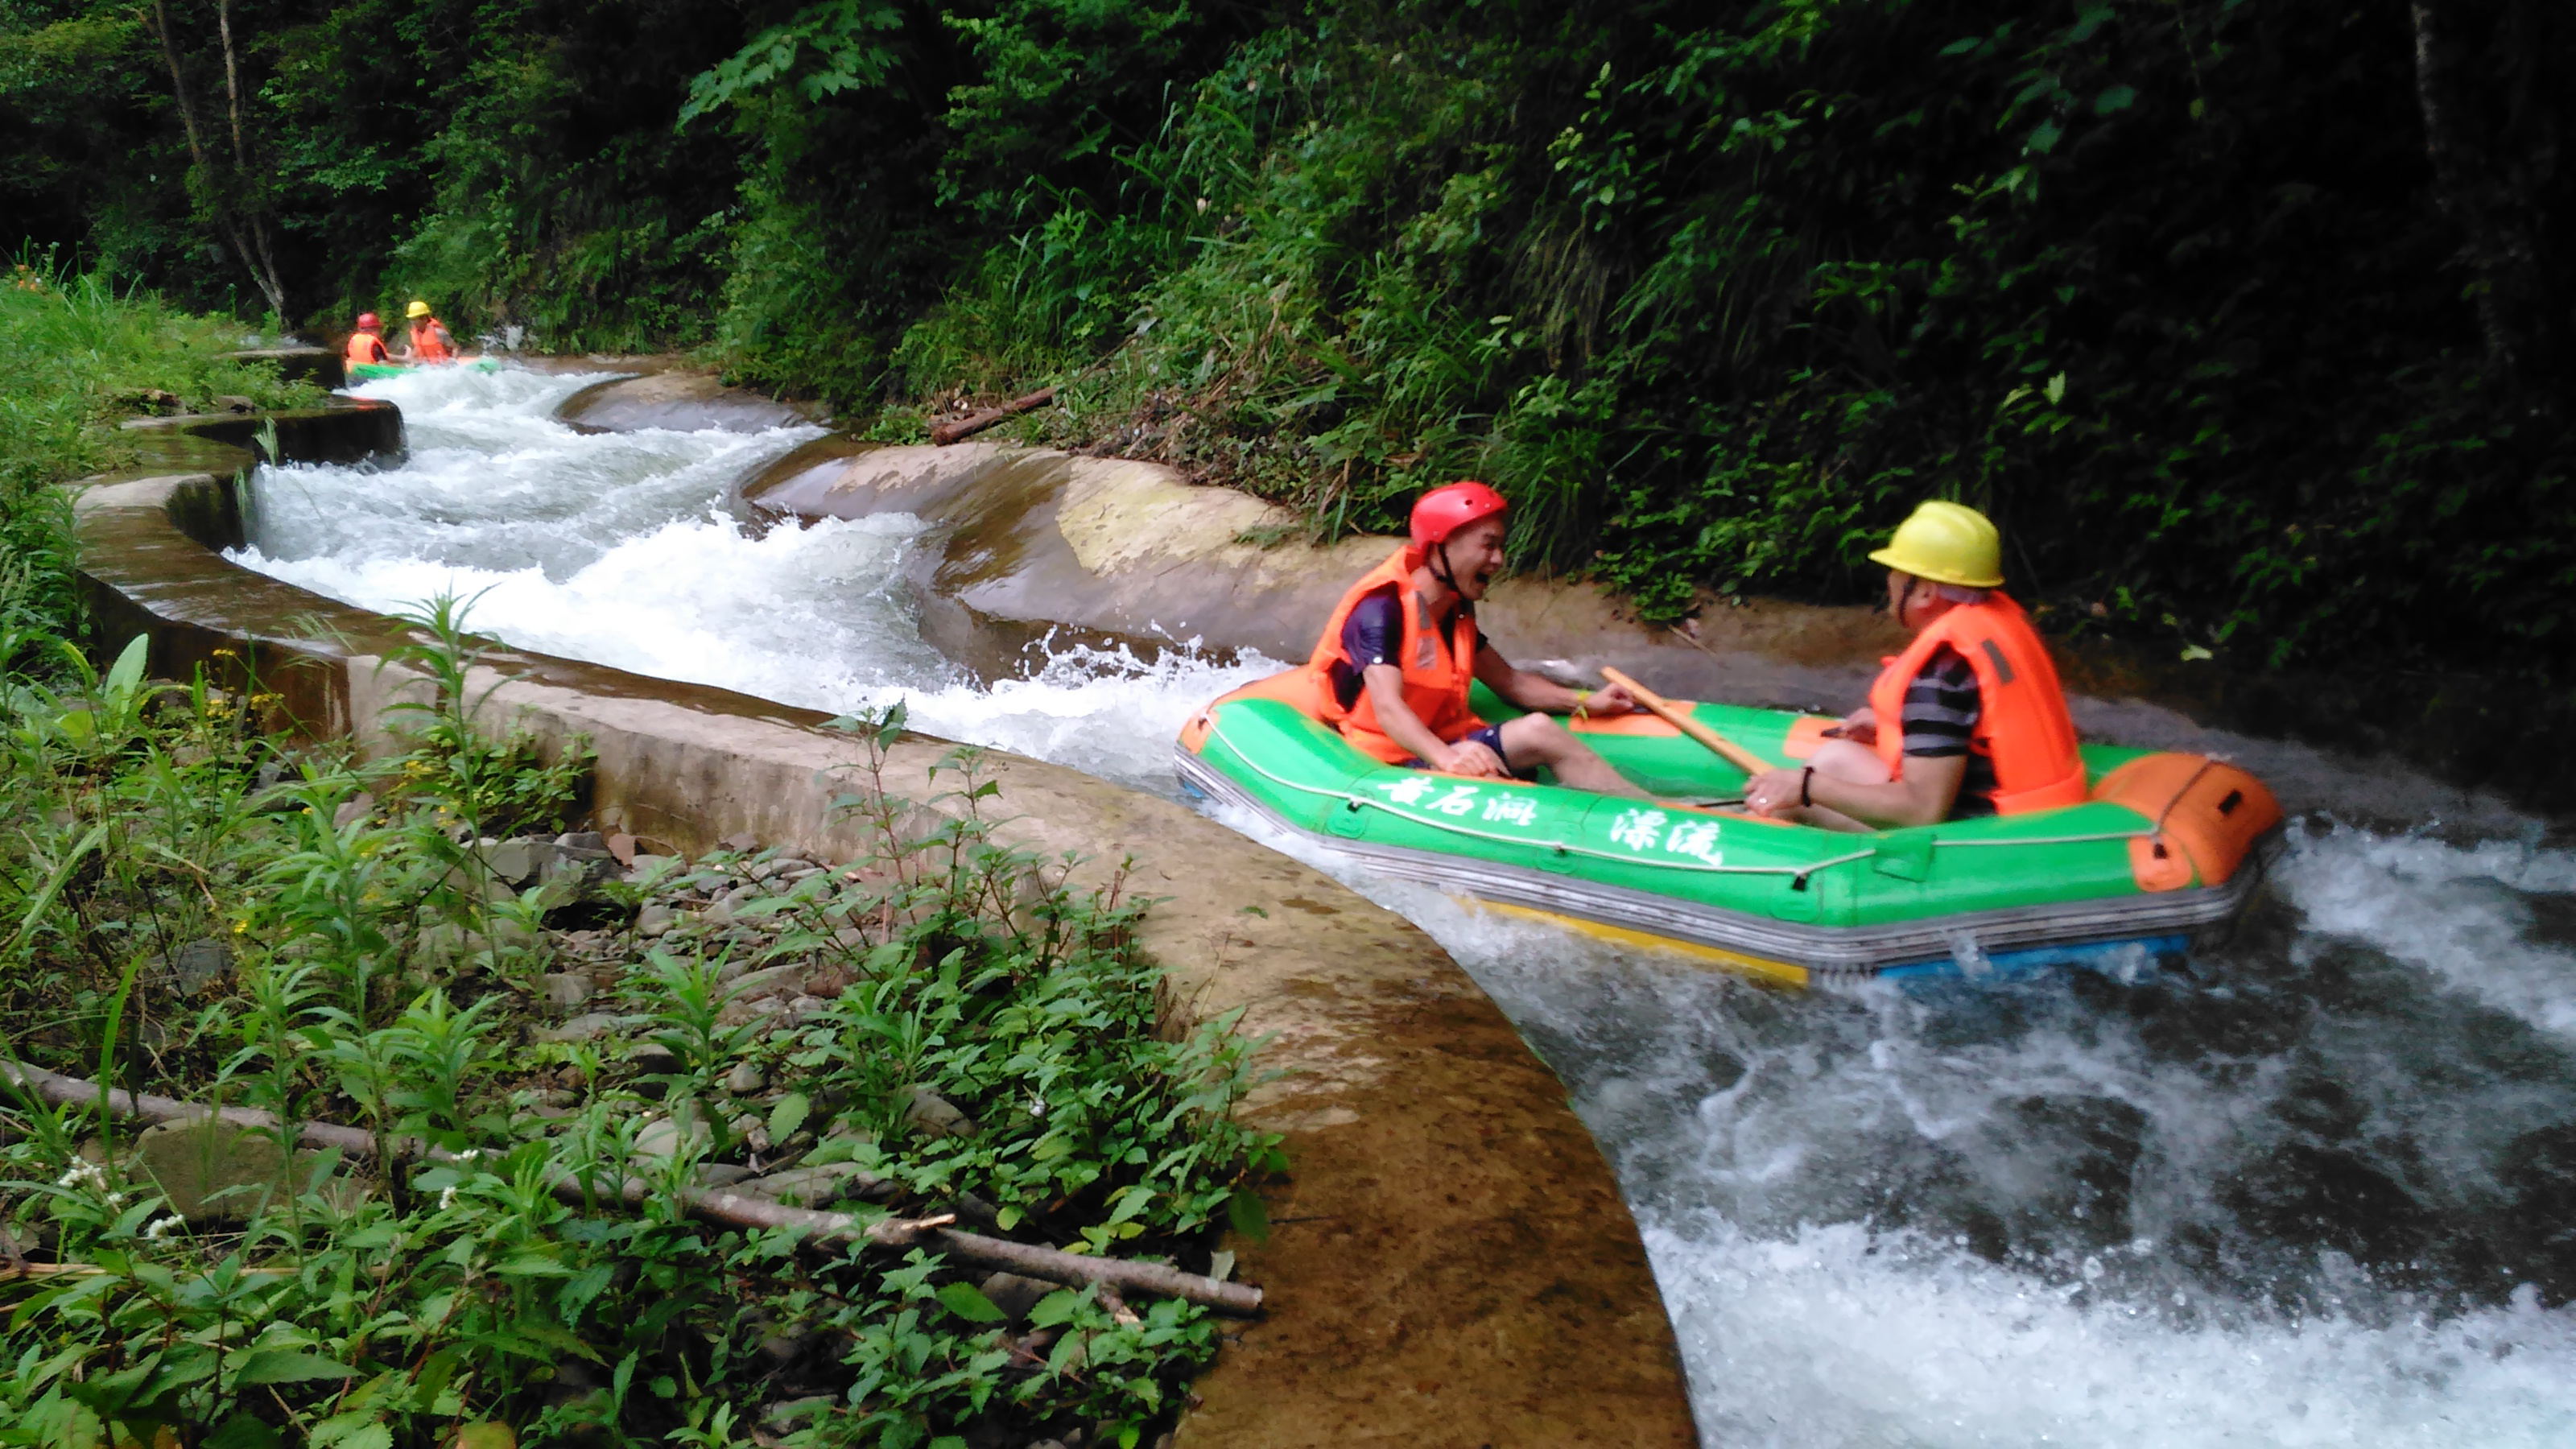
[1598,666,1776,777]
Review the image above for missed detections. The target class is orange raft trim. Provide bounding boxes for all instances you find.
[2091,752,2283,893]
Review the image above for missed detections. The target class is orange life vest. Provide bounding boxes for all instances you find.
[344,331,388,368]
[409,318,455,362]
[1864,591,2088,815]
[1305,546,1484,765]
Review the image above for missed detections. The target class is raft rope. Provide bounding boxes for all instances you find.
[1199,720,1881,879]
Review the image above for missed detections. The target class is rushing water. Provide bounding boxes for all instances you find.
[237,365,2576,1446]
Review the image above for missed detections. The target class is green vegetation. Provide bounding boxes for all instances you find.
[0,259,318,664]
[5,0,2568,671]
[1,615,1274,1447]
[0,283,1274,1447]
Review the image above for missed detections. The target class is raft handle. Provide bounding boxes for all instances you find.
[2218,789,2243,816]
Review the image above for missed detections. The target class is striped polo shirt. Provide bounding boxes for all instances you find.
[1901,646,1999,817]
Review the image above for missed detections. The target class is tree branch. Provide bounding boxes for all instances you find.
[1,1060,1263,1316]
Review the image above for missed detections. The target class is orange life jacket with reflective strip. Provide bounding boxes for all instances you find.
[1306,546,1484,765]
[409,318,455,362]
[1864,590,2088,815]
[344,331,388,368]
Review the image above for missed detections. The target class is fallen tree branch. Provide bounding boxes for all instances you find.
[930,386,1056,445]
[2,1062,1262,1316]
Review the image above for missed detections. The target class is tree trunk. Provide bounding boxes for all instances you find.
[150,0,289,320]
[2407,0,2565,386]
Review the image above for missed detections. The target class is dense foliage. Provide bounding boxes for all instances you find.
[0,617,1271,1447]
[6,0,2569,671]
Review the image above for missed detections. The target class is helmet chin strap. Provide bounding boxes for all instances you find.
[1426,539,1459,592]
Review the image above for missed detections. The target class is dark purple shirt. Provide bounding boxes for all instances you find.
[1328,589,1476,709]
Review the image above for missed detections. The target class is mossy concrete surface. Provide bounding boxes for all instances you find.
[69,402,1700,1447]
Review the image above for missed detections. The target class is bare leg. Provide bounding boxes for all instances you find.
[1496,714,1650,799]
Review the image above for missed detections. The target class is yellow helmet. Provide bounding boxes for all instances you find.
[1868,500,2004,588]
[405,299,432,319]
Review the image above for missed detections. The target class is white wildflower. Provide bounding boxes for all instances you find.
[438,1185,459,1211]
[142,1215,184,1241]
[56,1161,104,1191]
[104,1191,129,1208]
[453,1148,481,1162]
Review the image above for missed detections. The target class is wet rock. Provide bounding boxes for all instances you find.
[724,1061,766,1095]
[213,394,256,414]
[905,1085,980,1139]
[803,967,851,999]
[539,972,592,1014]
[534,1011,622,1044]
[703,898,736,929]
[331,792,376,828]
[977,1271,1056,1322]
[635,902,675,938]
[719,831,760,853]
[696,1162,756,1188]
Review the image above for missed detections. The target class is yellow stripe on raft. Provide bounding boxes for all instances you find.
[1468,900,1812,989]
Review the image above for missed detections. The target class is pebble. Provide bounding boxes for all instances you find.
[977,1271,1056,1322]
[904,1084,980,1139]
[635,902,675,938]
[531,1011,621,1044]
[724,1061,766,1095]
[539,972,592,1013]
[634,1116,707,1163]
[623,853,678,884]
[330,793,375,828]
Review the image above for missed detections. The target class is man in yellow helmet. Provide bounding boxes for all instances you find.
[402,299,456,363]
[1743,501,2087,828]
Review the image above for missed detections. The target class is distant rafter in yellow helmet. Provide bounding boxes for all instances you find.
[405,299,432,318]
[1867,499,2004,588]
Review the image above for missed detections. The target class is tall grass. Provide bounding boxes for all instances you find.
[0,258,320,656]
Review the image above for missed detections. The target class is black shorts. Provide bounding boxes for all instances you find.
[1403,722,1534,778]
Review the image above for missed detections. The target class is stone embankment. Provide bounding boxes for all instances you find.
[69,366,1701,1447]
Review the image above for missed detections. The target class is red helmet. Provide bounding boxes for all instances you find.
[1410,480,1508,547]
[356,312,381,329]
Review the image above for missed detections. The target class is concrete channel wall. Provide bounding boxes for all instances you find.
[72,389,1699,1447]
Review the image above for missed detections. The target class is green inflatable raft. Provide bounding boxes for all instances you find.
[346,357,502,382]
[1177,670,2282,985]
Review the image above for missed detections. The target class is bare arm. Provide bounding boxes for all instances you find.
[1747,753,1965,829]
[1361,664,1506,776]
[1472,646,1637,716]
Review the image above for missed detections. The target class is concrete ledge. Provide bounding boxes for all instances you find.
[72,408,1699,1447]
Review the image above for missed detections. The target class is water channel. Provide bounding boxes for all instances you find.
[233,365,2576,1446]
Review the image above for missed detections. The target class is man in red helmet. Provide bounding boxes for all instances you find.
[1304,481,1649,796]
[344,312,390,372]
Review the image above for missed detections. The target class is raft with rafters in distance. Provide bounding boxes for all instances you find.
[1175,671,2281,985]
